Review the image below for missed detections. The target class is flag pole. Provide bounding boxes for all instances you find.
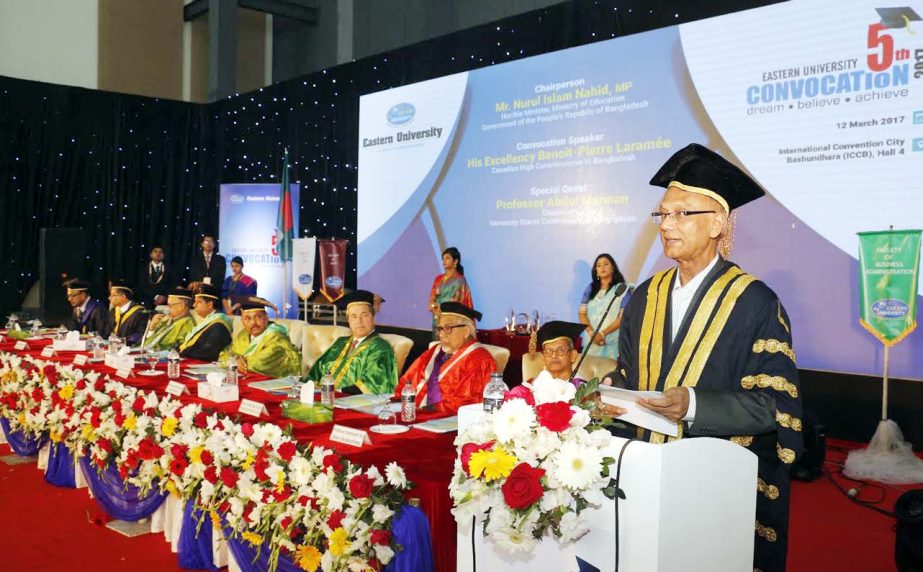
[881,224,894,421]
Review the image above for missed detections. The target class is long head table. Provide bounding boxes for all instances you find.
[0,335,458,572]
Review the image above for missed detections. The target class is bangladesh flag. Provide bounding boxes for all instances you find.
[276,148,294,261]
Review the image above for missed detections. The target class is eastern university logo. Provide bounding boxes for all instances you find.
[386,103,416,126]
[871,298,910,319]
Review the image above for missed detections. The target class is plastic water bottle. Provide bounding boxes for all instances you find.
[483,373,507,413]
[320,369,335,406]
[92,334,105,360]
[401,384,417,422]
[167,348,181,380]
[227,360,238,386]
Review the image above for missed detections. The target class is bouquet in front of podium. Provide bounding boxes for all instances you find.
[450,372,619,553]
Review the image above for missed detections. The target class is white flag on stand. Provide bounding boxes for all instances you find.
[292,238,317,300]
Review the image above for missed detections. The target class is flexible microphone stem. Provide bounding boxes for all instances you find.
[571,282,627,381]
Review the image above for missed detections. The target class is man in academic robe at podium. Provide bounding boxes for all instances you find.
[63,278,109,337]
[307,290,398,394]
[601,144,803,572]
[188,234,226,288]
[178,283,232,361]
[220,296,301,378]
[107,279,149,346]
[394,302,496,414]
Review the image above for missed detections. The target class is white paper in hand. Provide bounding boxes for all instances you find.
[598,386,678,437]
[206,372,225,388]
[300,381,315,405]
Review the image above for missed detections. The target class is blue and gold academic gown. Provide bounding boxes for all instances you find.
[178,312,233,362]
[65,298,110,337]
[108,302,149,346]
[615,258,803,572]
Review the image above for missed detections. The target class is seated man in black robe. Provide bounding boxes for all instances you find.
[178,283,232,361]
[107,279,148,346]
[63,278,109,337]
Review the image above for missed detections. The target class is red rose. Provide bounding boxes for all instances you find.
[124,449,141,471]
[170,443,188,460]
[370,529,391,546]
[89,408,102,428]
[97,438,113,453]
[272,486,292,502]
[277,441,297,462]
[131,397,145,413]
[253,457,270,482]
[169,456,188,476]
[42,365,57,384]
[31,387,43,401]
[327,509,346,529]
[535,401,574,432]
[240,422,254,437]
[501,462,545,510]
[94,379,105,392]
[280,516,293,532]
[323,454,343,473]
[460,441,495,476]
[111,401,123,413]
[76,379,87,390]
[504,385,535,406]
[220,466,239,488]
[173,408,183,419]
[203,466,218,484]
[200,450,214,466]
[348,473,374,499]
[193,411,208,429]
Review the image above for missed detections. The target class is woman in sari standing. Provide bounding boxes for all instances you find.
[428,247,472,336]
[579,253,632,361]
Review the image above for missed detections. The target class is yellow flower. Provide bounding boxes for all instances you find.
[58,384,75,400]
[81,424,95,442]
[276,470,286,493]
[17,412,27,428]
[189,445,205,464]
[242,449,255,470]
[122,414,137,431]
[161,417,178,437]
[164,480,179,497]
[50,430,63,443]
[467,446,517,482]
[241,531,263,546]
[328,527,350,557]
[209,510,222,530]
[295,544,322,571]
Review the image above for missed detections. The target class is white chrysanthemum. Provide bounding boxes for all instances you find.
[531,372,576,405]
[312,472,334,496]
[365,464,383,486]
[552,441,602,491]
[237,476,263,503]
[327,486,345,511]
[569,407,591,429]
[539,486,573,512]
[492,399,536,443]
[374,544,395,564]
[531,427,563,459]
[289,456,313,486]
[372,503,394,523]
[559,511,590,543]
[385,461,407,489]
[587,427,613,448]
[493,526,537,553]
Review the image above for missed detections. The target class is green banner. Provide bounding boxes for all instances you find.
[858,230,922,347]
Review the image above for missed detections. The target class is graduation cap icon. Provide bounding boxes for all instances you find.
[876,7,921,30]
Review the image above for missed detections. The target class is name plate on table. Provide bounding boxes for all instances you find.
[166,381,190,396]
[14,341,28,351]
[199,383,239,403]
[105,353,135,372]
[116,368,132,379]
[40,347,55,358]
[329,424,371,447]
[238,399,268,417]
[53,339,87,352]
[73,354,88,366]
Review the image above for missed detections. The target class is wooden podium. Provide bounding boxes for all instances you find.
[456,406,759,571]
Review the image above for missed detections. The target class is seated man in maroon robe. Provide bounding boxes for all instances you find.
[394,302,496,414]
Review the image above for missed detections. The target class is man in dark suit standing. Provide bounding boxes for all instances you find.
[137,245,177,309]
[188,234,226,289]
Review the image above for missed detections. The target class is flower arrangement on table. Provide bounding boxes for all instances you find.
[449,371,622,553]
[0,352,412,572]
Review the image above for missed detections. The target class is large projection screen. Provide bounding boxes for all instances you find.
[358,0,923,380]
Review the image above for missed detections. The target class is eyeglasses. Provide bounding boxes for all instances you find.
[650,210,716,224]
[435,324,467,334]
[542,347,572,357]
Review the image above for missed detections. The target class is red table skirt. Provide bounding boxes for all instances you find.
[0,337,458,572]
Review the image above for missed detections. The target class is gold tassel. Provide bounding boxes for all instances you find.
[528,329,537,357]
[720,210,737,258]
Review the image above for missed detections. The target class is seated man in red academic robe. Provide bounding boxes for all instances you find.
[394,302,496,414]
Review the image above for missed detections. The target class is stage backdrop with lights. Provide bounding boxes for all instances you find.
[357,0,923,380]
[219,184,300,318]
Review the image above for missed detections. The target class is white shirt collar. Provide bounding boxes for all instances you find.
[352,330,375,346]
[673,254,721,295]
[118,301,132,313]
[78,299,90,313]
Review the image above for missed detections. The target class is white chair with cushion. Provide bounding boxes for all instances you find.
[274,318,307,350]
[378,333,414,375]
[427,341,511,375]
[301,324,351,375]
[522,352,617,383]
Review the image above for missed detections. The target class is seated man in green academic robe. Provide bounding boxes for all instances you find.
[142,287,195,351]
[307,290,398,395]
[220,296,301,378]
